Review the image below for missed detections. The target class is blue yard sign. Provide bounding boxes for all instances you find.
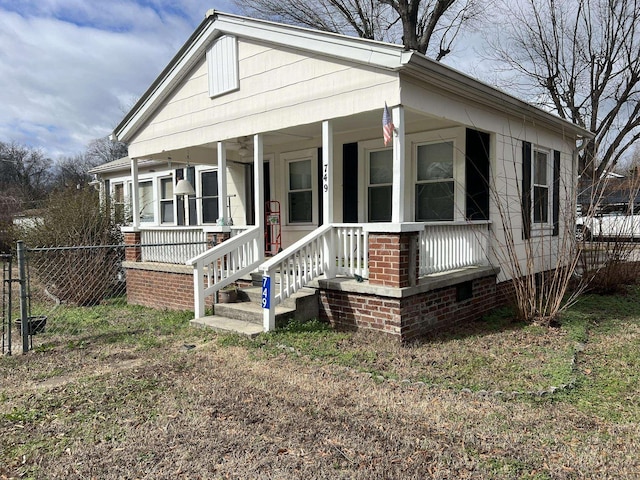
[261,276,271,309]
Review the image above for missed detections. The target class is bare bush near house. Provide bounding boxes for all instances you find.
[27,246,124,307]
[489,148,586,326]
[16,188,123,306]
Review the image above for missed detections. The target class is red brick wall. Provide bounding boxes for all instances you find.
[320,274,499,342]
[123,232,141,262]
[368,233,418,288]
[125,268,199,311]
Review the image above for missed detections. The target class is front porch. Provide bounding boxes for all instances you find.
[122,220,499,341]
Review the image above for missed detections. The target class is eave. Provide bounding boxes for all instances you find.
[400,52,593,140]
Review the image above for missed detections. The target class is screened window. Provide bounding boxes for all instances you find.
[533,150,549,224]
[288,159,312,223]
[201,171,219,224]
[368,149,392,222]
[139,180,154,223]
[160,177,174,224]
[415,141,454,221]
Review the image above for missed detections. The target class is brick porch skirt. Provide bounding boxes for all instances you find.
[319,266,501,342]
[123,261,504,342]
[123,261,199,311]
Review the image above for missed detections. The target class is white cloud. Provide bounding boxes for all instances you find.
[0,1,236,159]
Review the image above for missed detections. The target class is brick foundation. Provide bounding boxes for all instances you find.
[319,271,500,342]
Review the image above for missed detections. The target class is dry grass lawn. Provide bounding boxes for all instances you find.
[1,290,639,479]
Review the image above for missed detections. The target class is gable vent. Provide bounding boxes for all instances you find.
[207,35,239,98]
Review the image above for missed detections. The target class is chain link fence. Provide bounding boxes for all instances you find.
[1,240,206,355]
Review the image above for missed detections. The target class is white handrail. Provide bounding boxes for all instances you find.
[188,226,262,318]
[260,223,368,331]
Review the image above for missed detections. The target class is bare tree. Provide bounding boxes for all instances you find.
[489,0,640,179]
[0,141,51,206]
[85,136,128,166]
[233,0,482,59]
[52,154,95,189]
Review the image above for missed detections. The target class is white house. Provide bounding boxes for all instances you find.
[91,10,592,341]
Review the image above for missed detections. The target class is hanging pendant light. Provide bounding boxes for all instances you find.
[174,150,196,196]
[174,178,195,196]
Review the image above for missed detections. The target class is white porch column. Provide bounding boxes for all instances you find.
[130,157,140,228]
[322,120,336,278]
[217,142,228,223]
[254,133,265,258]
[322,120,334,225]
[391,105,406,223]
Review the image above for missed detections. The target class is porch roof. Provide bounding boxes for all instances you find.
[88,156,170,175]
[112,10,593,150]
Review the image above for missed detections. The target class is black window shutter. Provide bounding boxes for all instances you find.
[553,150,560,236]
[465,128,491,220]
[342,143,358,223]
[522,141,532,240]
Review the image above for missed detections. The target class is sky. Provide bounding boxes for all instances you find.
[0,0,492,161]
[0,0,236,160]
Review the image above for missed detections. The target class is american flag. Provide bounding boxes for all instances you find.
[383,103,394,146]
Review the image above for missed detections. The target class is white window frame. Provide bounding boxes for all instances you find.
[159,176,175,225]
[283,149,317,226]
[366,147,393,222]
[414,139,456,222]
[409,128,464,222]
[532,146,553,229]
[111,181,128,224]
[138,179,155,224]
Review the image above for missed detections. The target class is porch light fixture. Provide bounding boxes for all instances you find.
[174,179,196,196]
[238,145,250,157]
[174,150,196,196]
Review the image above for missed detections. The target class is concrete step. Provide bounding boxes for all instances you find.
[213,299,296,326]
[240,285,318,309]
[192,281,320,335]
[190,315,263,337]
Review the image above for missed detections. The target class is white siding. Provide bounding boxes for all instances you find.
[128,39,398,158]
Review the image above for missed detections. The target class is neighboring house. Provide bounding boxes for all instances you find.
[92,10,592,341]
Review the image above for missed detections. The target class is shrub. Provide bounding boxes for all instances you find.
[17,188,123,306]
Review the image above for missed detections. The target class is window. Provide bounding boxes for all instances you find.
[367,149,392,222]
[201,170,219,224]
[138,180,154,223]
[522,142,560,238]
[533,149,549,224]
[207,35,239,98]
[113,182,126,223]
[415,141,454,221]
[160,177,174,224]
[288,159,313,223]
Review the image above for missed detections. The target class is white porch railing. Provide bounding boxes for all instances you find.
[419,221,490,275]
[260,223,368,331]
[188,226,262,318]
[140,228,208,263]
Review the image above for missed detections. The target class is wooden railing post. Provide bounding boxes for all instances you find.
[193,261,205,319]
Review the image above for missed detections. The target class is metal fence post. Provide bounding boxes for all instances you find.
[16,241,29,354]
